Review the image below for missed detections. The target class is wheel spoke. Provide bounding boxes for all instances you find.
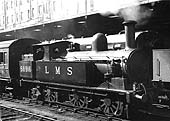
[73,99,77,105]
[70,98,75,103]
[100,103,105,108]
[110,106,114,114]
[104,106,108,114]
[78,101,81,107]
[49,94,55,102]
[111,104,117,110]
[69,95,75,103]
[80,99,84,104]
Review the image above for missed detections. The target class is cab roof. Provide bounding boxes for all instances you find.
[33,40,71,46]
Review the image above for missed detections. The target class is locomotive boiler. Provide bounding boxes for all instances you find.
[16,20,170,118]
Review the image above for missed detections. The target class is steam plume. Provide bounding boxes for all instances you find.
[97,0,153,25]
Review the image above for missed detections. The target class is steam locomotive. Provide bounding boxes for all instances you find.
[1,20,170,119]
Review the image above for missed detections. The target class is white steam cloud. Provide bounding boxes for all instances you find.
[96,0,153,25]
[118,5,152,25]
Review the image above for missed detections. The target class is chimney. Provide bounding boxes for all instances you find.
[123,20,137,49]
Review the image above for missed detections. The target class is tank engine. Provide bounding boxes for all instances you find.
[17,20,170,118]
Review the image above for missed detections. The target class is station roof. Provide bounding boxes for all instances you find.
[0,0,170,42]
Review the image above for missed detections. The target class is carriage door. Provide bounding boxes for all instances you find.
[0,49,10,79]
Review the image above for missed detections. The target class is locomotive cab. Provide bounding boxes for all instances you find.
[33,40,71,61]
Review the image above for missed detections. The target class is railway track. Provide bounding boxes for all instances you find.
[0,95,113,121]
[0,105,58,121]
[0,95,169,121]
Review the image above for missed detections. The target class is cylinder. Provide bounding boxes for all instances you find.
[123,20,137,49]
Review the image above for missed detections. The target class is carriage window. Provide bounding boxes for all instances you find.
[0,52,7,64]
[0,53,3,63]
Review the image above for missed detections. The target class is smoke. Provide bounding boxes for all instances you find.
[118,5,153,25]
[97,0,153,25]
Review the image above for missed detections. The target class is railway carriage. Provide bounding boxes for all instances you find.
[0,39,40,97]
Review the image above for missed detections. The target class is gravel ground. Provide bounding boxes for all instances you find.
[0,99,169,121]
[0,99,108,121]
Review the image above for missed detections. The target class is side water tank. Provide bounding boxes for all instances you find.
[92,33,108,51]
